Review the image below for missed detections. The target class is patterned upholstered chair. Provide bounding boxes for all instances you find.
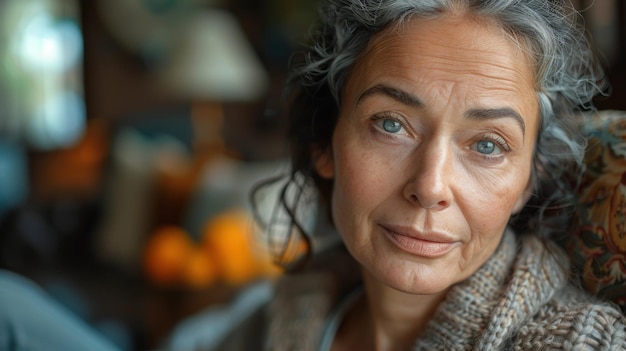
[569,110,626,312]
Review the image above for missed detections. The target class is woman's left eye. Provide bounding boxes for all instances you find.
[473,139,502,155]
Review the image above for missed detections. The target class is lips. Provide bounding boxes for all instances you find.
[381,224,460,258]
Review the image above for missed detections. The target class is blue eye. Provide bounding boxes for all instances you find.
[475,140,500,155]
[382,119,402,133]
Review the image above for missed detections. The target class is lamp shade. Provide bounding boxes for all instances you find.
[158,10,269,102]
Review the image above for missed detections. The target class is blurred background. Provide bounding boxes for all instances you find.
[0,0,624,349]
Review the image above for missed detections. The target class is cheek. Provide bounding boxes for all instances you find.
[331,148,373,219]
[330,140,393,234]
[466,167,530,232]
[458,178,526,270]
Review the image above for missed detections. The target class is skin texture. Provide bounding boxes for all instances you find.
[315,13,540,351]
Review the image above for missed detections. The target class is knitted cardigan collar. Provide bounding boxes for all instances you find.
[265,229,568,351]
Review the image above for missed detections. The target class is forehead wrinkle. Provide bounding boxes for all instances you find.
[399,49,530,84]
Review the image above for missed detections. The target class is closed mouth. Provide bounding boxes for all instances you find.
[381,224,459,258]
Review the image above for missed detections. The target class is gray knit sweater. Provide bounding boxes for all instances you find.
[410,230,626,350]
[216,229,626,350]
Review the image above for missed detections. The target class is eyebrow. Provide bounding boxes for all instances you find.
[357,84,425,108]
[357,84,526,136]
[465,108,526,136]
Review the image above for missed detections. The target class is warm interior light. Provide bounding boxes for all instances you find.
[0,0,84,150]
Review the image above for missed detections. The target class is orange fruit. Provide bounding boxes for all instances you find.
[181,247,218,289]
[143,226,193,286]
[202,210,264,285]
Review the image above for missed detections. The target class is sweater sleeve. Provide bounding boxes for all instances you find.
[566,303,626,351]
[511,294,626,351]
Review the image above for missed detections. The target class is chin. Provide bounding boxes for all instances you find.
[364,257,457,296]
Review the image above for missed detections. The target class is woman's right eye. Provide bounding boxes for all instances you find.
[373,117,405,134]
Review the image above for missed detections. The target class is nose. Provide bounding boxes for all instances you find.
[403,140,453,210]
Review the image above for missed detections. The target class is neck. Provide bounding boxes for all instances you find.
[359,269,448,351]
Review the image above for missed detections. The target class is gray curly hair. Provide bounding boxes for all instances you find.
[258,0,607,266]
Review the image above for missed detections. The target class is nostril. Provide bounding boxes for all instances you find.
[403,175,452,209]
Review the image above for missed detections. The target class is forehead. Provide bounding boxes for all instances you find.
[343,14,538,115]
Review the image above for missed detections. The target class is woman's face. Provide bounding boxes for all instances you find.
[315,15,540,294]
